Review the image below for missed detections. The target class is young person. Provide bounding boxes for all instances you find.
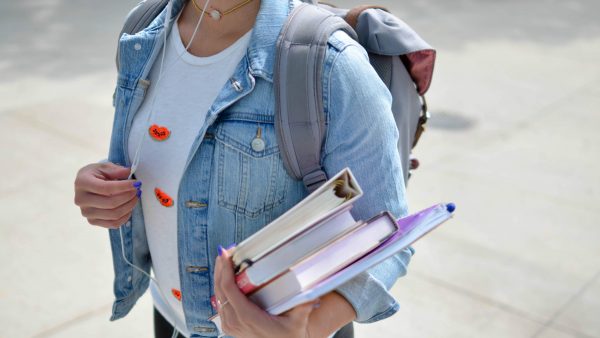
[74,0,413,337]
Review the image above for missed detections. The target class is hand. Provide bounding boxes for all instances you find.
[74,162,141,229]
[214,247,319,338]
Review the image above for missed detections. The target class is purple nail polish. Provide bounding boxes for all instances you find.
[136,189,142,198]
[217,245,224,257]
[133,181,142,188]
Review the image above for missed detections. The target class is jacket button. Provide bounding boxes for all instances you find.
[186,266,208,273]
[193,327,216,333]
[134,43,142,51]
[230,79,243,92]
[185,201,208,209]
[251,137,265,152]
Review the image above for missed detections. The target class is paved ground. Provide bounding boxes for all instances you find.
[1,0,599,337]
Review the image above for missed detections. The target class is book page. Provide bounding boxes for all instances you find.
[232,169,361,268]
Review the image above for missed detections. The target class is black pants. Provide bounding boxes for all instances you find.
[154,308,185,338]
[154,307,354,338]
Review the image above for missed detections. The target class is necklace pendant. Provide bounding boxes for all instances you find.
[209,9,222,20]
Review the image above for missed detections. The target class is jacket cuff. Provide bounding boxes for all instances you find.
[335,247,414,323]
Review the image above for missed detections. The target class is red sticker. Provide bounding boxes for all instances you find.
[149,124,171,141]
[171,288,182,301]
[154,188,174,207]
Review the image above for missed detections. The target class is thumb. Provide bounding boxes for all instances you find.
[283,299,319,323]
[97,162,132,180]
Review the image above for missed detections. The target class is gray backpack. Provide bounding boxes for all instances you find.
[117,0,436,192]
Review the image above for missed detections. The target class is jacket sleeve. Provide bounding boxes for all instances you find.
[321,32,414,323]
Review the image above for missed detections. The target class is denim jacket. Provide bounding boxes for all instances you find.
[108,0,413,336]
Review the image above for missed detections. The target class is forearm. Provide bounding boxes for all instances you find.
[307,291,356,338]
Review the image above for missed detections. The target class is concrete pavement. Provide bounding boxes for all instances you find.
[1,0,599,337]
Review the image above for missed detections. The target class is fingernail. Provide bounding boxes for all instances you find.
[226,243,237,250]
[217,245,224,257]
[136,189,142,198]
[313,301,321,309]
[133,181,142,188]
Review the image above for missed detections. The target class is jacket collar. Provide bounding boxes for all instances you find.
[166,0,292,82]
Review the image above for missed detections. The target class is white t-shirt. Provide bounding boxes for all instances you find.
[128,19,252,336]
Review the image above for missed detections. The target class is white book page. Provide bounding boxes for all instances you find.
[294,216,395,287]
[233,168,362,267]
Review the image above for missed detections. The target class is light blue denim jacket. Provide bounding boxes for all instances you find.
[108,0,413,336]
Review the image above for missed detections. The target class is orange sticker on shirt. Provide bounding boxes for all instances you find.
[171,288,182,301]
[149,124,171,141]
[154,188,174,207]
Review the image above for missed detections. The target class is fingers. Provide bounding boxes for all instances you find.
[81,193,139,223]
[217,249,263,316]
[96,162,132,180]
[79,176,137,197]
[214,248,241,315]
[214,248,242,335]
[214,248,268,336]
[214,248,317,337]
[76,188,137,209]
[88,212,132,229]
[74,162,142,229]
[75,163,137,197]
[213,247,226,309]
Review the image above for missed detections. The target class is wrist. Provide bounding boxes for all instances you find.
[307,292,355,338]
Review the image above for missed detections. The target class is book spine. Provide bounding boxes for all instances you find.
[235,270,259,294]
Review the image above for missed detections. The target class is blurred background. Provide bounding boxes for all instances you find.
[0,0,598,337]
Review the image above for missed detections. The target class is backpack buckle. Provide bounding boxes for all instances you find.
[303,170,328,193]
[412,96,429,148]
[420,95,430,123]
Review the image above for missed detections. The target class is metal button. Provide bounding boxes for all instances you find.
[193,326,216,333]
[230,79,243,92]
[127,275,132,282]
[185,201,208,209]
[251,126,265,152]
[251,137,265,152]
[138,78,151,89]
[134,43,142,51]
[124,221,131,227]
[186,266,208,273]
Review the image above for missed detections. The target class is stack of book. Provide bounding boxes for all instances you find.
[210,168,454,324]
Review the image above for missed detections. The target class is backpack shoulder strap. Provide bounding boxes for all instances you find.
[116,0,169,70]
[275,3,357,193]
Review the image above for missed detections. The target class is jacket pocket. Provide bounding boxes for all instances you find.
[214,116,288,219]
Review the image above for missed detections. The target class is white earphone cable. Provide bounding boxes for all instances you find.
[128,0,211,180]
[120,1,213,337]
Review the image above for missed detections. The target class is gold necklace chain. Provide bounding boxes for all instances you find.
[191,0,255,21]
